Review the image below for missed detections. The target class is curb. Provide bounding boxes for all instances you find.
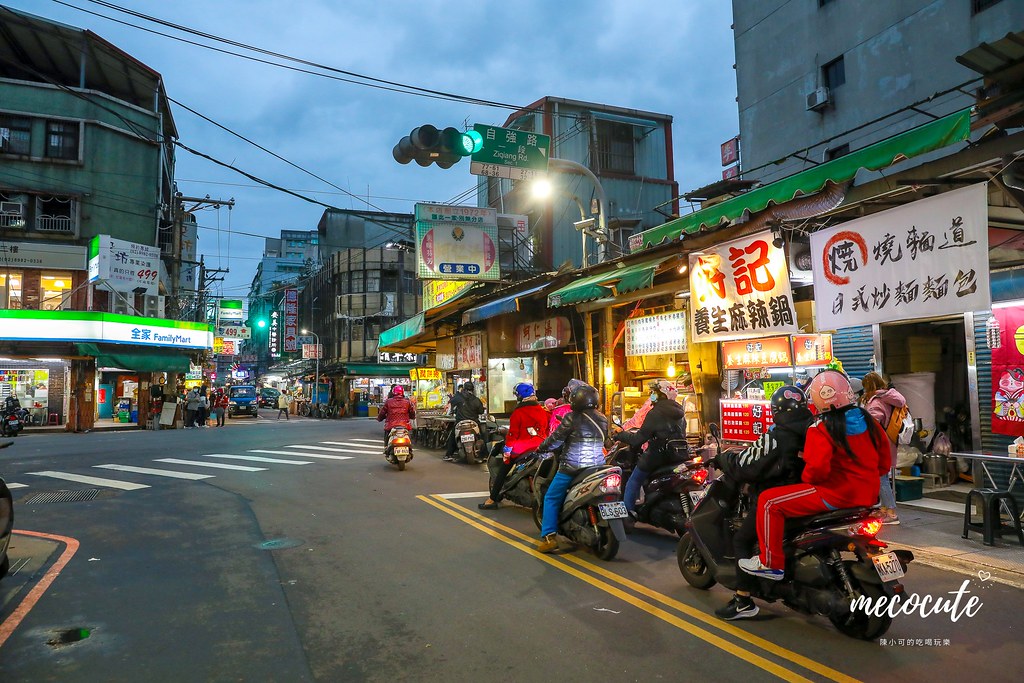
[887,541,1024,590]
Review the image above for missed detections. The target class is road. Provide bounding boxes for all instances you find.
[0,413,1021,682]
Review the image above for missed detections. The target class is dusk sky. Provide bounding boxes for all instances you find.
[9,0,739,296]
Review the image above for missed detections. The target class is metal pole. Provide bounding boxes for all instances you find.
[549,158,609,263]
[583,310,595,387]
[313,331,321,407]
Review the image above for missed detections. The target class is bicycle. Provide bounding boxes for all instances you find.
[298,402,311,417]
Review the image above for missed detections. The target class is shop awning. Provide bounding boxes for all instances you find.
[378,312,425,349]
[344,363,416,377]
[547,255,675,307]
[629,107,973,252]
[75,343,193,372]
[461,282,550,325]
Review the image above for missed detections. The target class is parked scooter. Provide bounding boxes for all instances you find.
[456,415,496,464]
[532,453,627,561]
[1,440,14,579]
[677,424,913,640]
[607,436,710,535]
[1,397,23,438]
[384,426,414,471]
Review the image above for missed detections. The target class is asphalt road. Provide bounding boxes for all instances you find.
[0,413,1021,682]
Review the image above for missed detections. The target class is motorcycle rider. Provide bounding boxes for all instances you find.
[548,378,584,433]
[738,370,889,581]
[445,382,485,462]
[535,384,608,553]
[612,381,687,519]
[478,382,549,510]
[714,385,813,620]
[377,385,416,446]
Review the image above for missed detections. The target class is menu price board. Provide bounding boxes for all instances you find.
[720,399,774,442]
[625,311,687,357]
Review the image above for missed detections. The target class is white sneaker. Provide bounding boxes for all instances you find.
[738,556,785,581]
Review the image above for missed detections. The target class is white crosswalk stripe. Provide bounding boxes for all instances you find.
[248,449,353,461]
[94,464,214,480]
[200,453,313,465]
[281,444,378,455]
[26,471,150,490]
[6,482,28,489]
[155,458,266,472]
[320,441,389,449]
[346,438,383,443]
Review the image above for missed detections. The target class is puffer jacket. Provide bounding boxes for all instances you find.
[508,398,550,456]
[378,396,416,431]
[538,408,608,473]
[451,390,484,422]
[548,402,572,433]
[802,408,889,509]
[865,388,907,468]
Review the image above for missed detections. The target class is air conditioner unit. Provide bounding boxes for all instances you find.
[806,87,831,111]
[110,296,130,316]
[144,294,165,318]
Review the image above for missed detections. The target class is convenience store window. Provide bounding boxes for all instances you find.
[39,271,72,310]
[0,269,23,309]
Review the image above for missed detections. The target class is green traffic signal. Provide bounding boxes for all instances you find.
[256,318,268,328]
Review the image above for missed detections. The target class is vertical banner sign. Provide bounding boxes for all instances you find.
[283,288,298,352]
[415,203,500,281]
[990,306,1024,437]
[269,310,280,358]
[811,184,990,330]
[689,230,797,343]
[720,399,774,442]
[455,333,483,370]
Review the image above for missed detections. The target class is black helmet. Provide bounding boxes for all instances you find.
[770,385,808,423]
[462,382,474,393]
[569,384,600,411]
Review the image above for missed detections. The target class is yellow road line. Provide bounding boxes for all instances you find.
[420,495,814,683]
[426,494,861,683]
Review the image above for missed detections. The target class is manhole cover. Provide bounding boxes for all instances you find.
[256,538,303,551]
[24,489,101,505]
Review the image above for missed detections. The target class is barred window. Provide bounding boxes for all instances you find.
[0,116,31,155]
[45,121,79,160]
[594,120,635,175]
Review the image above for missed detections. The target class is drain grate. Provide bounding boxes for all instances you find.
[24,489,101,505]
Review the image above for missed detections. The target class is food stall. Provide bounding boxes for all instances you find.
[410,368,445,410]
[719,333,833,442]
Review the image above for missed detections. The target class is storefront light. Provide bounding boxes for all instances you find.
[667,360,677,378]
[603,361,614,384]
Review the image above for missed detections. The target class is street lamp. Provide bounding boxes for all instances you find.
[301,328,320,407]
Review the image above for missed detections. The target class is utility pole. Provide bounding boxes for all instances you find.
[172,194,235,320]
[196,254,229,323]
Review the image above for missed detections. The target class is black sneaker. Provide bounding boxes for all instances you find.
[442,456,455,462]
[715,595,759,621]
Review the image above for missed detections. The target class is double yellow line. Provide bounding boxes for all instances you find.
[420,494,860,683]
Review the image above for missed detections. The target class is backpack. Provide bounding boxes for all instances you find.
[885,404,915,446]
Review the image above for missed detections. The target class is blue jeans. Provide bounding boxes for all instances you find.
[624,467,648,513]
[879,471,897,510]
[541,471,574,538]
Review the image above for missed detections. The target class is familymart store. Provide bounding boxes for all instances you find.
[0,310,213,431]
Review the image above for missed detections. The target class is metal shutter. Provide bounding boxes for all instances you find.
[831,325,874,381]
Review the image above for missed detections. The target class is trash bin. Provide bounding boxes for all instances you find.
[356,402,368,417]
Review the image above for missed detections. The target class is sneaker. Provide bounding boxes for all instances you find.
[715,595,760,621]
[537,534,558,553]
[738,556,785,581]
[442,456,455,462]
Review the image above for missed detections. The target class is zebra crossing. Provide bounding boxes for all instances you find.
[5,440,384,493]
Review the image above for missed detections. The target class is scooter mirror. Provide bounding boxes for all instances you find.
[708,423,721,439]
[612,415,622,426]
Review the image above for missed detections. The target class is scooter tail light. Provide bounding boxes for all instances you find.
[392,437,410,445]
[600,473,622,491]
[853,518,883,537]
[690,468,709,485]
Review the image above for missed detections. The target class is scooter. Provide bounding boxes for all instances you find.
[532,453,627,561]
[1,440,14,579]
[384,426,414,471]
[677,423,913,640]
[485,446,547,512]
[456,415,496,464]
[1,410,22,438]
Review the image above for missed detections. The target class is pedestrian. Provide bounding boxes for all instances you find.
[277,390,291,420]
[184,387,200,429]
[197,385,210,428]
[860,372,907,525]
[213,388,228,427]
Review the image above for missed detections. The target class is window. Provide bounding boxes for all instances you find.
[0,269,23,309]
[366,270,381,293]
[972,0,1004,14]
[402,272,417,294]
[352,324,364,341]
[594,120,635,175]
[350,271,364,294]
[35,195,76,233]
[339,324,349,341]
[45,121,79,160]
[0,115,31,155]
[826,143,850,160]
[39,271,72,310]
[0,191,28,229]
[823,56,846,90]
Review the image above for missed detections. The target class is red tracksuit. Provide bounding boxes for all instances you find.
[756,410,890,569]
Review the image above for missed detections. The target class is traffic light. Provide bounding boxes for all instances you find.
[393,125,483,169]
[247,313,268,330]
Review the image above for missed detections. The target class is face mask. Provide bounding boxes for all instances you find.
[650,392,658,403]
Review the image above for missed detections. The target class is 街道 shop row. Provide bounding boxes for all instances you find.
[379,108,1024,502]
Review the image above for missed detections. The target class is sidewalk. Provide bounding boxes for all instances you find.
[881,504,1024,588]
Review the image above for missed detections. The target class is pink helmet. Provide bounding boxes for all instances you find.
[807,370,854,412]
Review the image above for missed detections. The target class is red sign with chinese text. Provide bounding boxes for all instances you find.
[721,336,792,370]
[516,317,571,352]
[721,399,774,442]
[721,137,739,166]
[793,334,834,367]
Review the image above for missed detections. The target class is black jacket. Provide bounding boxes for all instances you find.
[719,410,812,494]
[451,389,484,422]
[614,399,687,471]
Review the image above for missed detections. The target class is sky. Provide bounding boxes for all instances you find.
[9,0,739,297]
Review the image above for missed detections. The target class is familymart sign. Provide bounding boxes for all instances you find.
[0,310,213,349]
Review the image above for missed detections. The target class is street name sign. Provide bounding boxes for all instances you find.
[470,124,550,181]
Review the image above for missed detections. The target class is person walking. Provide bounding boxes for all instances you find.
[184,387,200,429]
[861,372,907,525]
[213,388,228,427]
[197,386,210,428]
[277,390,291,420]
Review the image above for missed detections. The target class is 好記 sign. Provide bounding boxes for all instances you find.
[811,184,990,330]
[690,231,797,343]
[625,311,687,357]
[415,203,500,282]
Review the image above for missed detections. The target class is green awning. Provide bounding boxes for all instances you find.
[629,108,972,252]
[75,343,193,372]
[378,312,425,349]
[547,255,673,307]
[344,363,417,377]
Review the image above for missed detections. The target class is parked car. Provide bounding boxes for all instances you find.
[258,387,281,408]
[228,385,259,418]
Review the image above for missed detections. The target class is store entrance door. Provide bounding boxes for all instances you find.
[879,316,971,450]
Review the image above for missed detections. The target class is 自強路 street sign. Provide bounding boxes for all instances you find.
[470,124,550,181]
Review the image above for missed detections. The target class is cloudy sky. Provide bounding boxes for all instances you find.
[10,0,738,296]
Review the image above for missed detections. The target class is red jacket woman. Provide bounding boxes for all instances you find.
[508,399,550,456]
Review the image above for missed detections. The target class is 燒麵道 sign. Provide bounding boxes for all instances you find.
[811,184,990,330]
[689,231,797,343]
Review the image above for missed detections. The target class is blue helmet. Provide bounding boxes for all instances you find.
[513,382,535,401]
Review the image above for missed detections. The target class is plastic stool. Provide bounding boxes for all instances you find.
[963,488,1024,546]
[987,491,1024,547]
[48,413,59,425]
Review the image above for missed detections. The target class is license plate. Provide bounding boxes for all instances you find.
[394,453,408,461]
[597,502,628,520]
[461,434,476,443]
[393,447,409,455]
[688,490,706,506]
[872,552,905,582]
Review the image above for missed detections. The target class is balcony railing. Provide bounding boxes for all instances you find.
[36,215,75,233]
